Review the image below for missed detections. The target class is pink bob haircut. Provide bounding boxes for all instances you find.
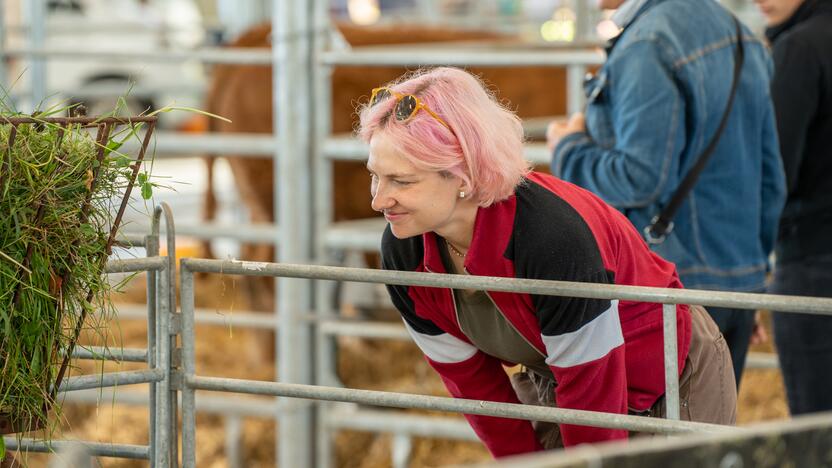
[357,67,530,207]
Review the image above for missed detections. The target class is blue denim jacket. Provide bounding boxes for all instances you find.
[552,0,786,292]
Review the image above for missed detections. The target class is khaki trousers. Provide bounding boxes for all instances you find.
[510,305,737,449]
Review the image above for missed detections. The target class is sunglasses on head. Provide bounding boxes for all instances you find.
[370,87,452,131]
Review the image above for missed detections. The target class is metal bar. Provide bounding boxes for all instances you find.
[318,320,409,340]
[325,409,476,440]
[6,22,207,34]
[275,0,316,466]
[663,304,680,421]
[60,387,477,439]
[322,136,552,165]
[0,46,605,68]
[105,257,166,273]
[179,259,832,315]
[146,229,160,468]
[187,376,735,435]
[44,442,93,467]
[58,369,164,392]
[107,302,410,338]
[184,310,279,329]
[312,9,339,467]
[113,129,550,160]
[124,217,373,249]
[63,388,279,417]
[746,352,779,369]
[115,233,147,248]
[523,116,565,141]
[566,64,587,115]
[157,203,180,467]
[124,222,280,244]
[115,304,279,329]
[120,132,279,156]
[0,47,275,64]
[0,116,158,125]
[225,416,244,468]
[181,265,197,468]
[320,49,604,67]
[155,239,172,468]
[575,0,592,43]
[28,0,46,107]
[71,346,148,362]
[45,84,205,98]
[392,434,412,468]
[2,439,149,459]
[322,217,386,250]
[136,299,788,356]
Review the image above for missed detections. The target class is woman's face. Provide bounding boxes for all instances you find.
[754,0,804,26]
[367,132,465,239]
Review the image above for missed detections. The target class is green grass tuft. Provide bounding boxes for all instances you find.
[0,104,151,447]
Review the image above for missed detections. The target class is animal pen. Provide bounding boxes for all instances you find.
[2,0,831,467]
[5,208,832,467]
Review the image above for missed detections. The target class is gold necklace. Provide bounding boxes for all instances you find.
[447,241,466,258]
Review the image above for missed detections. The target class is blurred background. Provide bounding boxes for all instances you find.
[0,1,769,264]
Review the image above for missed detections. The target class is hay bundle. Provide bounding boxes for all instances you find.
[0,113,154,443]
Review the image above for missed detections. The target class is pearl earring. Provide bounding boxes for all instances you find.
[459,191,465,199]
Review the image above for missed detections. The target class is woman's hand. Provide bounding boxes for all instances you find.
[750,311,768,346]
[546,112,586,151]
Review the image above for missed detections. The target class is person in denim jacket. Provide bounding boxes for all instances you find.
[546,0,786,388]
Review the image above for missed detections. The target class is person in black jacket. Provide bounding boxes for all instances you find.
[754,0,832,415]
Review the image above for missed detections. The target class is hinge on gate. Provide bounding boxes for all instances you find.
[170,371,184,391]
[170,348,182,368]
[169,314,182,335]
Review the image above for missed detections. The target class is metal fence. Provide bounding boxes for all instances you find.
[174,257,832,468]
[2,203,175,466]
[4,205,832,466]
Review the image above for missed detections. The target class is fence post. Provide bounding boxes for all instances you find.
[180,262,196,468]
[274,0,316,467]
[566,64,586,115]
[663,303,681,420]
[146,220,160,467]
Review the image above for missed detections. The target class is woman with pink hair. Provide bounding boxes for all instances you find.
[359,67,735,457]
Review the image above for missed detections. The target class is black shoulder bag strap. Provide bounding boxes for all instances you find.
[644,16,745,244]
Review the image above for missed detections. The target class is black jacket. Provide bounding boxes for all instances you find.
[766,0,832,262]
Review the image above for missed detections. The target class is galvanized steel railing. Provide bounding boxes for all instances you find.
[175,258,832,467]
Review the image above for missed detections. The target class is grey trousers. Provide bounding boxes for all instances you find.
[510,305,737,449]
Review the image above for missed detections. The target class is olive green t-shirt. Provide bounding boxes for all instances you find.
[439,238,552,378]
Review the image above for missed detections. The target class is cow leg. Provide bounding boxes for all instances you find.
[233,166,278,362]
[201,156,218,259]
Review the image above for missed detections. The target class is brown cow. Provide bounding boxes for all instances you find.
[203,22,568,311]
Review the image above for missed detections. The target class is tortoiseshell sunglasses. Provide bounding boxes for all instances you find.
[370,87,452,130]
